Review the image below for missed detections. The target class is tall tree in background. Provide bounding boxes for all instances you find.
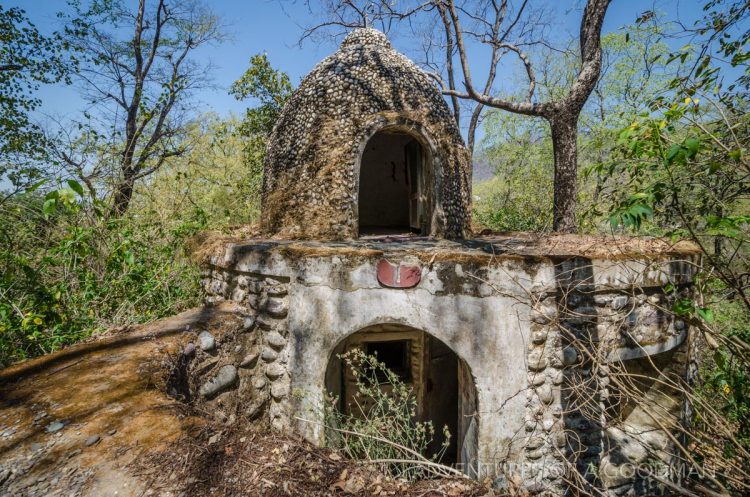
[601,2,750,308]
[299,1,548,157]
[229,53,293,215]
[60,0,222,216]
[436,0,611,232]
[428,1,550,156]
[474,25,673,232]
[230,53,293,137]
[132,55,294,227]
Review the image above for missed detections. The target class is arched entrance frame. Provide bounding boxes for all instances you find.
[285,280,531,481]
[323,323,479,471]
[352,116,445,237]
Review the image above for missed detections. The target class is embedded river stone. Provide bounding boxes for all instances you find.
[199,365,237,398]
[198,331,216,352]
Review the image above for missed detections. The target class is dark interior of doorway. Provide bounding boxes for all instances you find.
[325,327,467,465]
[358,131,424,236]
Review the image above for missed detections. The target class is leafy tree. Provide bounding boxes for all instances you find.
[474,26,672,232]
[473,112,553,232]
[0,183,205,367]
[0,1,228,366]
[678,0,749,101]
[135,55,294,231]
[0,6,72,197]
[590,3,750,492]
[58,0,223,216]
[229,53,293,210]
[597,2,749,307]
[230,53,293,137]
[134,114,262,226]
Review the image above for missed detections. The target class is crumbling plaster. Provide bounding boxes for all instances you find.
[196,23,703,497]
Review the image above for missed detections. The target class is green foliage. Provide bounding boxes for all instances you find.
[472,105,554,231]
[594,4,750,490]
[472,174,552,232]
[666,0,750,99]
[0,111,259,367]
[607,193,654,231]
[698,297,750,453]
[473,25,672,233]
[135,115,262,226]
[0,185,205,367]
[590,57,750,468]
[0,6,73,190]
[0,19,287,366]
[324,349,449,481]
[228,53,293,205]
[593,93,749,273]
[230,53,293,137]
[57,0,223,216]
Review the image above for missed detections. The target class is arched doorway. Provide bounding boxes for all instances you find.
[357,130,428,236]
[324,324,478,472]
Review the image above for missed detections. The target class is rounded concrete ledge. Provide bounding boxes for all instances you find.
[606,329,688,363]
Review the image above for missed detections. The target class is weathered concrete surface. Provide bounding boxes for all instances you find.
[288,279,532,465]
[0,305,242,497]
[0,232,700,497]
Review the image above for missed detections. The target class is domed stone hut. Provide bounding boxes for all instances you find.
[261,28,471,240]
[198,28,699,497]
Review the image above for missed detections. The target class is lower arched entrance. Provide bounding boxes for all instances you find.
[325,324,478,472]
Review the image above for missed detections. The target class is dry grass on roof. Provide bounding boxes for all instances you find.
[188,223,702,268]
[473,232,701,259]
[186,224,264,263]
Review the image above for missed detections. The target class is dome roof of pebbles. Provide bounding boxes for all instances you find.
[261,28,471,240]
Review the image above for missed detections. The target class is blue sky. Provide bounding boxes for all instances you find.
[9,0,703,125]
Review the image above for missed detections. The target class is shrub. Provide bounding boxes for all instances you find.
[324,349,451,481]
[0,189,205,366]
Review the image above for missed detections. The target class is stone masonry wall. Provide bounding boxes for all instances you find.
[194,239,697,496]
[188,267,292,431]
[518,256,693,497]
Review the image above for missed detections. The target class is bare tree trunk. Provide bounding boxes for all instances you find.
[437,4,461,125]
[111,170,136,216]
[549,112,579,232]
[466,104,483,155]
[434,0,610,233]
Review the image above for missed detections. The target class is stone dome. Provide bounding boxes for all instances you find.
[261,28,471,240]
